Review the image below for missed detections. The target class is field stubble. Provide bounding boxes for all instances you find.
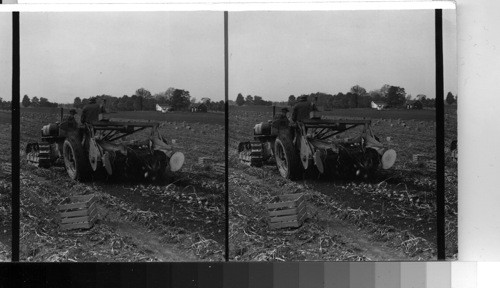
[229,106,457,261]
[19,109,225,261]
[0,110,12,261]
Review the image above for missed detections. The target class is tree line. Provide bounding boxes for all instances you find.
[22,95,59,108]
[0,98,11,110]
[235,93,273,107]
[21,87,224,112]
[235,84,457,109]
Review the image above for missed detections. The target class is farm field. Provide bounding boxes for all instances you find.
[0,110,12,261]
[19,108,225,261]
[229,106,457,261]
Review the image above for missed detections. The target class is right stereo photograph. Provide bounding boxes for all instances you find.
[228,9,457,261]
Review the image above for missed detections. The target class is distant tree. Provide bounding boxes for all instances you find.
[125,99,135,111]
[406,94,412,101]
[136,88,152,99]
[73,97,82,108]
[416,94,427,101]
[446,92,455,105]
[22,95,31,107]
[357,95,372,108]
[39,97,49,107]
[190,97,197,104]
[253,96,264,105]
[201,97,211,104]
[350,85,367,97]
[380,84,391,98]
[386,86,406,107]
[142,97,156,111]
[236,93,245,106]
[170,89,191,111]
[332,93,349,109]
[347,92,358,108]
[288,95,296,107]
[369,90,384,102]
[245,95,253,105]
[455,95,458,104]
[165,87,176,100]
[31,96,39,107]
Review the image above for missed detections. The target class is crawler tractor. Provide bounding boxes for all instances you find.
[25,111,184,181]
[238,108,396,180]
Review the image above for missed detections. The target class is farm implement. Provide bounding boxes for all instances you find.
[25,116,184,181]
[238,111,396,180]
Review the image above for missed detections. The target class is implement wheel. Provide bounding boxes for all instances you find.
[274,136,302,180]
[63,137,90,181]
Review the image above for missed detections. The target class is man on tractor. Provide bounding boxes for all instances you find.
[291,95,317,123]
[272,107,292,139]
[81,98,100,124]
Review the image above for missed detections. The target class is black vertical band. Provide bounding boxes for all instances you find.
[11,11,20,262]
[435,9,446,260]
[224,11,229,262]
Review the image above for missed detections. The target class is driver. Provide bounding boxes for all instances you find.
[272,107,292,138]
[291,95,317,123]
[81,98,101,124]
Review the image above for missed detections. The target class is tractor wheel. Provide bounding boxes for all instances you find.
[274,136,302,180]
[63,137,90,181]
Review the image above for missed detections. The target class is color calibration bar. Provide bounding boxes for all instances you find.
[0,262,481,287]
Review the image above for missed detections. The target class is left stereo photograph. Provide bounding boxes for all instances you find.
[18,12,226,262]
[0,13,13,262]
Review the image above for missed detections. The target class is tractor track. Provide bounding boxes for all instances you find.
[228,107,446,260]
[19,110,225,261]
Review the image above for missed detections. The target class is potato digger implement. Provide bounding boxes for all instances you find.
[25,116,184,181]
[238,111,396,180]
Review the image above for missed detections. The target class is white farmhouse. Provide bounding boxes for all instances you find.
[371,101,387,111]
[156,104,172,113]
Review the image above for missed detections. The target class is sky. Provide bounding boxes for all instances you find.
[19,12,224,103]
[0,13,12,101]
[229,10,457,102]
[1,9,457,103]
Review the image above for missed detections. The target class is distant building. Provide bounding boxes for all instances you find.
[405,100,423,110]
[190,103,208,113]
[156,104,172,113]
[371,101,387,110]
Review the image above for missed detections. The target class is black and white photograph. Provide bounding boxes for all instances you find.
[0,12,13,262]
[18,12,225,261]
[228,9,457,261]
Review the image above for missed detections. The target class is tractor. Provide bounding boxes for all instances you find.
[25,109,184,181]
[238,108,396,180]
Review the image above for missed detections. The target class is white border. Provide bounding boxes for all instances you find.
[0,2,456,12]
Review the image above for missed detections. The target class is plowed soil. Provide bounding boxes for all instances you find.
[19,108,225,262]
[228,106,457,261]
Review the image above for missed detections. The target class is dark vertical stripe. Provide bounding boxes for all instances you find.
[273,262,299,288]
[11,11,20,262]
[46,264,72,288]
[120,263,147,288]
[224,11,229,262]
[96,263,121,288]
[435,9,446,260]
[298,262,324,288]
[171,263,198,288]
[223,262,249,288]
[248,262,273,288]
[69,263,97,288]
[324,262,349,288]
[146,263,171,288]
[23,264,47,287]
[198,262,223,288]
[350,262,375,288]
